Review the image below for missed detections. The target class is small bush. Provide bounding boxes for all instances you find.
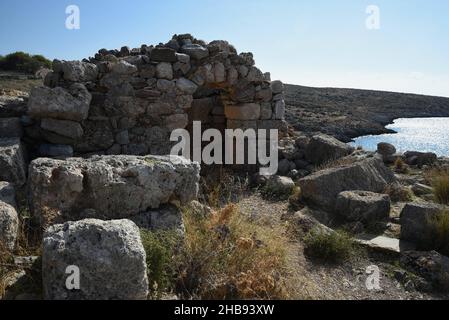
[432,171,449,205]
[140,229,181,297]
[303,229,354,264]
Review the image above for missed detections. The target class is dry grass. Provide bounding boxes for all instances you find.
[0,78,41,93]
[384,183,414,202]
[175,203,293,299]
[428,209,449,256]
[0,205,42,299]
[430,170,449,205]
[394,158,409,174]
[199,167,250,208]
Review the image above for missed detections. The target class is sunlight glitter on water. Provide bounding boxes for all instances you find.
[351,118,449,157]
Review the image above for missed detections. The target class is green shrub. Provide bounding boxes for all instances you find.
[140,229,181,297]
[0,52,51,74]
[304,229,354,263]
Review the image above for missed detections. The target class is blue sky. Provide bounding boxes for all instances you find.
[1,0,449,97]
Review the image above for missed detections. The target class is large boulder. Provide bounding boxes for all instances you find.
[42,219,149,300]
[404,151,437,167]
[400,251,449,291]
[28,155,200,226]
[305,134,354,165]
[335,190,391,224]
[28,84,92,122]
[299,158,395,210]
[0,182,18,251]
[400,202,446,245]
[0,138,27,187]
[377,142,397,164]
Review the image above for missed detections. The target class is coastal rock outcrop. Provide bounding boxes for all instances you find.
[305,134,354,165]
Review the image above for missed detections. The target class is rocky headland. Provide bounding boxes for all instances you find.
[285,84,449,142]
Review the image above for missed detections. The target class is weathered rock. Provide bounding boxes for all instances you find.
[0,118,23,138]
[265,175,295,196]
[156,62,173,80]
[291,209,333,236]
[224,103,261,121]
[38,144,74,158]
[0,138,27,187]
[400,250,449,291]
[377,143,397,163]
[412,183,434,196]
[335,190,391,223]
[111,61,138,75]
[271,80,284,94]
[130,204,184,233]
[41,118,84,139]
[274,100,285,120]
[404,151,437,167]
[150,47,177,63]
[175,78,198,95]
[356,235,415,255]
[28,155,200,226]
[377,142,396,156]
[400,202,446,245]
[0,182,18,251]
[28,84,92,122]
[180,44,209,60]
[305,134,354,165]
[164,114,188,130]
[58,60,98,82]
[0,181,17,207]
[42,219,149,300]
[299,158,395,210]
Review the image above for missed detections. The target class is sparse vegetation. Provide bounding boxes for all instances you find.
[394,158,409,174]
[303,229,355,264]
[384,183,414,202]
[430,170,449,205]
[428,209,449,256]
[140,229,181,298]
[0,52,51,74]
[175,204,292,299]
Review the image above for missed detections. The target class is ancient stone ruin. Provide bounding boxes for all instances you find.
[25,34,287,158]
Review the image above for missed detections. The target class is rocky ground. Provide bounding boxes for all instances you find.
[285,84,449,142]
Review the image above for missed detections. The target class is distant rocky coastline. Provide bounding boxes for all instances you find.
[285,84,449,142]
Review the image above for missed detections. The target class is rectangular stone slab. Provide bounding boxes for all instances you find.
[28,155,200,227]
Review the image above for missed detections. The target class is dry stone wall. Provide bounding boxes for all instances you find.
[25,34,288,158]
